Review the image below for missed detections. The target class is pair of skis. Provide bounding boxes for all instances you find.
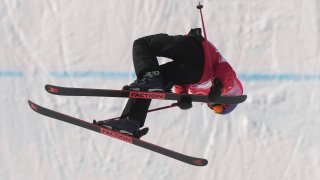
[28,84,247,166]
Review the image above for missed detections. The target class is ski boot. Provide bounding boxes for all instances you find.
[123,71,165,92]
[97,117,149,139]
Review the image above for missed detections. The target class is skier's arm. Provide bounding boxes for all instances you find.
[174,85,192,110]
[213,61,239,95]
[174,85,189,94]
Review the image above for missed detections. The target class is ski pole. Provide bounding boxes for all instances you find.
[99,103,178,121]
[147,103,178,113]
[197,2,207,40]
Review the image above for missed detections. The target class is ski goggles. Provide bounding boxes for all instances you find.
[207,103,237,115]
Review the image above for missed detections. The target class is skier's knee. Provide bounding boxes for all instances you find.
[133,37,148,48]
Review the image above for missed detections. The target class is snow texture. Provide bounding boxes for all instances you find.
[1,0,320,180]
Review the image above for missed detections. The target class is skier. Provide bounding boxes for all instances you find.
[100,28,244,137]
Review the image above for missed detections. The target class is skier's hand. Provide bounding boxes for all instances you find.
[208,79,223,101]
[177,96,192,110]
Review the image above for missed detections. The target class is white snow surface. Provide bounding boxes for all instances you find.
[1,0,320,180]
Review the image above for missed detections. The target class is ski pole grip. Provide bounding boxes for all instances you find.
[197,3,203,9]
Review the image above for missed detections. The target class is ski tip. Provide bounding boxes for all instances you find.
[239,94,247,103]
[192,159,208,166]
[44,84,50,92]
[28,100,38,112]
[45,84,58,94]
[27,100,33,106]
[243,94,247,100]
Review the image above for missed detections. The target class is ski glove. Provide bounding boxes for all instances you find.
[177,96,192,110]
[208,79,223,101]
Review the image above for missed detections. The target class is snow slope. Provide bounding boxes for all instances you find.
[1,0,320,179]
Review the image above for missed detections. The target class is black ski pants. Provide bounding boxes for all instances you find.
[121,34,204,127]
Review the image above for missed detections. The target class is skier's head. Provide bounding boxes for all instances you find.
[208,78,243,115]
[207,103,237,115]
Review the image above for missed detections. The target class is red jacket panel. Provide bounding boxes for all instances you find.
[174,39,243,97]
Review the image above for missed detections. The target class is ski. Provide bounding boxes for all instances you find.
[28,100,208,166]
[45,84,247,104]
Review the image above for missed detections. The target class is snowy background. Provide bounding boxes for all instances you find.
[1,0,320,179]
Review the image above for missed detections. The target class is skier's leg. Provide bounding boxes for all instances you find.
[102,34,203,136]
[132,37,160,79]
[98,98,151,137]
[124,34,203,121]
[133,33,204,85]
[120,98,151,127]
